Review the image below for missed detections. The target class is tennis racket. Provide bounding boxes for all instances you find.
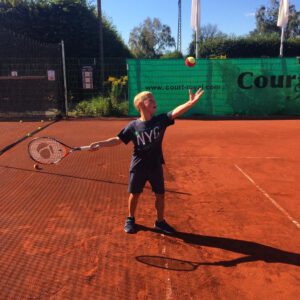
[28,137,92,165]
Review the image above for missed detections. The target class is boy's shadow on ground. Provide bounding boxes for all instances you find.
[135,224,300,270]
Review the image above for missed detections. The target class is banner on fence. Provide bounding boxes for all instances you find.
[127,58,300,116]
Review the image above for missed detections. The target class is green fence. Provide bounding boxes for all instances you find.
[127,58,300,117]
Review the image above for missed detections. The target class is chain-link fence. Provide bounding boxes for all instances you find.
[0,25,128,119]
[65,57,127,105]
[0,27,64,119]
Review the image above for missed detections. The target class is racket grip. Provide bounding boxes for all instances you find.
[82,144,100,151]
[80,146,92,151]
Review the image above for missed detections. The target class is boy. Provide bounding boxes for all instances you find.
[89,88,204,234]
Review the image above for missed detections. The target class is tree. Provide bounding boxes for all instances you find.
[0,0,132,58]
[251,0,300,38]
[129,17,176,58]
[160,51,183,59]
[188,24,227,56]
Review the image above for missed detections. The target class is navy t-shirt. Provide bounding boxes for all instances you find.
[118,113,174,171]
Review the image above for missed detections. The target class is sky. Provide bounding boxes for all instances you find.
[99,0,299,55]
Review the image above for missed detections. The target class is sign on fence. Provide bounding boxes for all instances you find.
[127,58,300,116]
[82,66,93,89]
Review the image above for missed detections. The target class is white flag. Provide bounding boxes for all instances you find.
[191,0,200,31]
[277,0,289,28]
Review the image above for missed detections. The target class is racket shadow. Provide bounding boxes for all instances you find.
[136,255,199,271]
[135,225,300,268]
[135,255,244,272]
[135,255,255,271]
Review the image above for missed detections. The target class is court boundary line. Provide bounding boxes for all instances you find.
[180,156,282,159]
[234,164,300,230]
[161,236,173,300]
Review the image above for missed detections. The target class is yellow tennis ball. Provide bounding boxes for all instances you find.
[37,127,42,130]
[34,164,41,170]
[41,120,44,123]
[27,133,31,137]
[185,56,196,67]
[19,120,23,123]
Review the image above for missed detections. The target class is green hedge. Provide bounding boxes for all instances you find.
[199,37,300,58]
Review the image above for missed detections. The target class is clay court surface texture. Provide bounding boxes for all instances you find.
[0,118,299,299]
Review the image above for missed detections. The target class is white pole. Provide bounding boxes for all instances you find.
[277,0,289,57]
[97,0,104,91]
[279,26,285,57]
[191,0,200,58]
[196,26,199,58]
[61,40,68,116]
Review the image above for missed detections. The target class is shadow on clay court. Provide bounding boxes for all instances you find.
[0,165,191,196]
[135,225,300,270]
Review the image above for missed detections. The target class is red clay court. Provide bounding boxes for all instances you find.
[0,118,299,299]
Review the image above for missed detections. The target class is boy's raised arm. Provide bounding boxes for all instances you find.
[170,88,204,119]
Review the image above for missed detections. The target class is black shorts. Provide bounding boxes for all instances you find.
[128,165,164,194]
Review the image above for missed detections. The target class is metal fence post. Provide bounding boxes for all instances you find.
[61,40,68,116]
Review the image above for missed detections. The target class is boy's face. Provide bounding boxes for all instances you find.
[140,95,157,115]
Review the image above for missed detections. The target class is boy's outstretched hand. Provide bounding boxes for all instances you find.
[188,88,204,105]
[170,87,205,119]
[89,142,100,151]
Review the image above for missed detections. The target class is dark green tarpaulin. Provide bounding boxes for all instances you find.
[127,58,300,116]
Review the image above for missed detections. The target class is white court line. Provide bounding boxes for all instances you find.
[235,164,300,230]
[196,156,281,159]
[162,237,173,300]
[244,157,281,159]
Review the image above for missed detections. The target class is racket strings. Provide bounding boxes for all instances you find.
[29,138,67,164]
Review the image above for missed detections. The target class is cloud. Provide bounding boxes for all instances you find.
[245,12,255,17]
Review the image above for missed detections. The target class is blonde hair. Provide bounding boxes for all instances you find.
[133,91,153,111]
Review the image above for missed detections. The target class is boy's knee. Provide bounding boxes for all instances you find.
[129,193,141,199]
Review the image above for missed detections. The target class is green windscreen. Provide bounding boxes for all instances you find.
[127,58,300,116]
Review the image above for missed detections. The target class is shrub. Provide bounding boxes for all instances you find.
[113,101,129,116]
[72,96,111,116]
[107,75,128,106]
[71,96,128,117]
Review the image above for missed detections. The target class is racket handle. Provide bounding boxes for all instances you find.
[80,144,100,151]
[79,146,92,151]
